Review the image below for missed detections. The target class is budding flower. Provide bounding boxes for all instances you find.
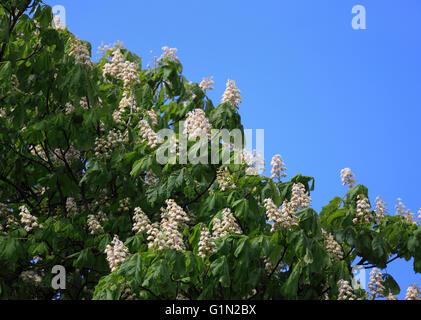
[340,168,357,188]
[222,79,242,109]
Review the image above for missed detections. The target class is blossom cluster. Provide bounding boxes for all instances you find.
[212,208,242,238]
[146,199,190,252]
[216,167,235,191]
[340,168,357,188]
[132,207,151,235]
[183,109,212,141]
[157,47,178,63]
[19,205,40,232]
[87,211,108,235]
[270,154,287,181]
[241,149,265,176]
[368,268,385,299]
[337,280,356,300]
[94,129,129,159]
[353,194,372,225]
[322,231,343,262]
[144,170,159,186]
[103,47,138,88]
[105,235,129,272]
[69,38,93,68]
[198,229,217,258]
[20,270,43,283]
[395,198,418,226]
[374,195,386,223]
[263,198,298,232]
[66,198,78,215]
[138,119,161,148]
[222,79,242,109]
[199,77,214,92]
[405,284,420,300]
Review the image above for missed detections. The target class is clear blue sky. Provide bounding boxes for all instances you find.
[44,0,421,299]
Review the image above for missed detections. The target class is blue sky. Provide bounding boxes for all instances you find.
[44,0,421,299]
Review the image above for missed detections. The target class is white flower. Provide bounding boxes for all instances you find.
[103,47,138,88]
[183,109,211,141]
[132,207,151,235]
[158,47,178,62]
[105,235,129,272]
[263,198,299,232]
[66,198,78,215]
[340,168,357,188]
[198,229,217,258]
[94,129,129,159]
[405,284,420,300]
[53,15,66,30]
[337,280,356,300]
[147,199,189,253]
[212,208,242,238]
[353,194,372,225]
[374,195,387,223]
[322,231,343,262]
[199,77,214,92]
[222,79,242,109]
[19,205,40,232]
[138,119,161,148]
[216,167,235,191]
[69,38,92,68]
[270,154,287,181]
[368,268,385,299]
[395,198,417,226]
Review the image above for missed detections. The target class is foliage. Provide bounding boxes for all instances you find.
[0,1,419,300]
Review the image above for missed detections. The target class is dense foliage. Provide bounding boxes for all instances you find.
[0,1,420,300]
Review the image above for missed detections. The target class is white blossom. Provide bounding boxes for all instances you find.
[19,205,40,232]
[337,279,356,300]
[395,198,418,226]
[216,167,235,191]
[69,38,92,68]
[183,109,211,141]
[353,194,372,225]
[322,231,343,262]
[368,268,386,299]
[374,195,387,223]
[66,198,78,215]
[405,284,420,300]
[263,198,299,232]
[198,228,217,258]
[199,77,214,92]
[158,47,178,63]
[105,235,129,272]
[138,119,161,148]
[222,79,242,109]
[132,207,151,235]
[340,168,357,188]
[270,154,287,181]
[212,208,242,238]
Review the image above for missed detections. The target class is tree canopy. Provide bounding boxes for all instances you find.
[0,0,420,300]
